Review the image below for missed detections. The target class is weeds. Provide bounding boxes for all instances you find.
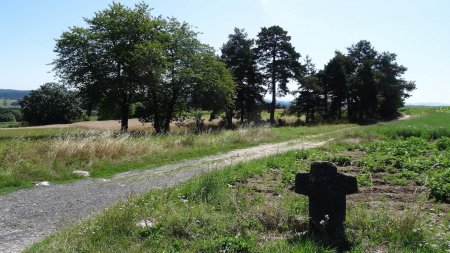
[25,147,449,252]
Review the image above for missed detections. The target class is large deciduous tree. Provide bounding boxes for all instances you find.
[255,26,302,124]
[19,83,83,125]
[53,3,162,132]
[221,28,263,123]
[134,19,236,133]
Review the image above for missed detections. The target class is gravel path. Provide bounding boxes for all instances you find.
[0,136,333,252]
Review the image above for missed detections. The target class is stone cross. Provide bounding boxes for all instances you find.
[295,162,358,248]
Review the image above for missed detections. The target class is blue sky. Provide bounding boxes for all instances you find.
[0,0,449,104]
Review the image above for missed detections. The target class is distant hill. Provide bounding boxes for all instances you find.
[0,89,31,100]
[264,99,292,108]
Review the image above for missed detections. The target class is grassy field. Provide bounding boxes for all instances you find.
[22,109,450,252]
[0,121,21,128]
[0,123,355,194]
[0,98,18,108]
[26,112,450,252]
[399,106,450,115]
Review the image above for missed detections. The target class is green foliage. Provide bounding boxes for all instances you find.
[427,169,450,202]
[19,83,83,125]
[221,28,264,123]
[256,25,302,124]
[436,137,450,151]
[0,112,15,122]
[290,56,322,124]
[355,137,449,201]
[290,41,415,124]
[214,236,254,253]
[54,3,236,133]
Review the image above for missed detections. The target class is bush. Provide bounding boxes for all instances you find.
[436,137,450,151]
[20,83,83,125]
[0,112,15,122]
[427,169,450,202]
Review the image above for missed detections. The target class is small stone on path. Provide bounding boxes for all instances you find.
[73,170,90,177]
[35,181,50,186]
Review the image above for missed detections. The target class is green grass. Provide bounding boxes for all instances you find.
[26,147,449,252]
[399,106,450,115]
[0,98,18,108]
[23,110,450,252]
[366,112,450,140]
[260,108,285,120]
[0,121,21,128]
[0,124,355,194]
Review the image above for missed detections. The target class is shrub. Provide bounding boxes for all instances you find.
[0,112,15,122]
[436,137,450,151]
[427,169,450,202]
[20,83,83,125]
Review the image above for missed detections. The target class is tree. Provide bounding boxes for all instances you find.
[375,52,416,119]
[19,83,82,125]
[221,28,263,123]
[323,51,350,119]
[134,19,236,133]
[291,56,322,124]
[346,40,379,122]
[0,112,15,122]
[53,3,162,132]
[256,26,302,124]
[190,52,237,129]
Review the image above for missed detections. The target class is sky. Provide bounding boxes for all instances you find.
[0,0,449,104]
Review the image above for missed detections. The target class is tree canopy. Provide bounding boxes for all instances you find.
[255,26,302,124]
[51,3,415,131]
[221,28,263,123]
[54,3,236,132]
[19,83,83,125]
[290,40,415,123]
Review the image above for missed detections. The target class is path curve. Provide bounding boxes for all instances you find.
[0,132,344,252]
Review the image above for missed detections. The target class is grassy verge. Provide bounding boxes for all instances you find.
[0,121,21,128]
[0,124,354,194]
[26,139,449,252]
[25,111,450,252]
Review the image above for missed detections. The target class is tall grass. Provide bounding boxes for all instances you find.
[0,124,353,193]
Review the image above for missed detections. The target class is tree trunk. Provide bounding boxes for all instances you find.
[270,51,277,125]
[117,62,129,133]
[151,89,161,134]
[120,101,129,133]
[225,108,233,129]
[163,88,179,134]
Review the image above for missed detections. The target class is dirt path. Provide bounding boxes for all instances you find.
[0,135,336,253]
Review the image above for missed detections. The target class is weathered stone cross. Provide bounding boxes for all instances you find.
[295,162,358,247]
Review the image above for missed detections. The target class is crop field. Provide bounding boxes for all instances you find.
[23,109,450,252]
